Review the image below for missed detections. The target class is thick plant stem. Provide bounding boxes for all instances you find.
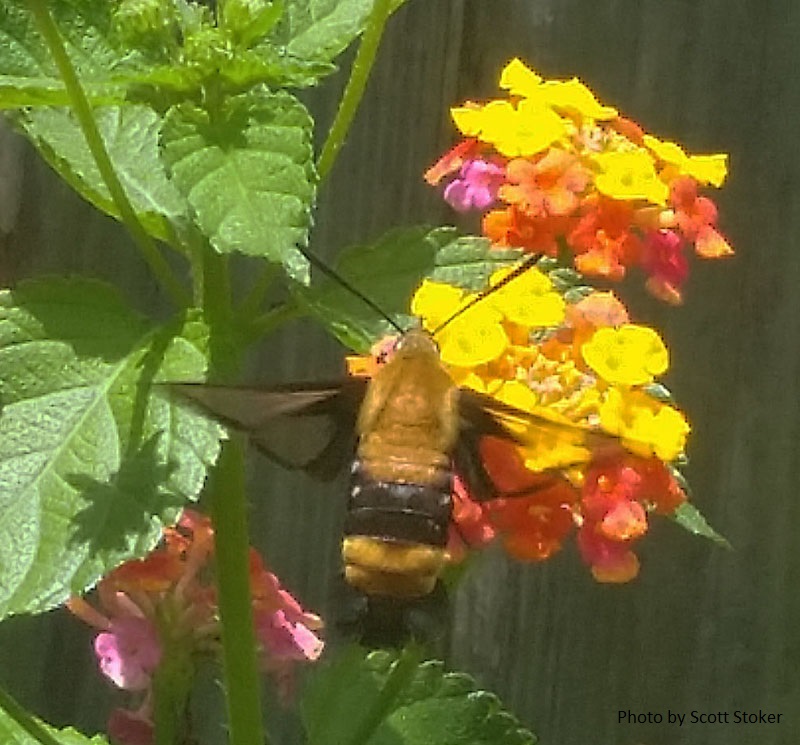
[27,0,189,309]
[316,0,394,181]
[211,436,269,745]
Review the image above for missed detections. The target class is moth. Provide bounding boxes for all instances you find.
[171,254,612,608]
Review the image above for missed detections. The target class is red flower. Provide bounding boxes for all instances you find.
[479,437,579,561]
[641,229,689,304]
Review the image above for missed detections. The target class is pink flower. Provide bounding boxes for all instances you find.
[443,159,505,212]
[69,509,325,738]
[249,552,324,664]
[94,617,161,691]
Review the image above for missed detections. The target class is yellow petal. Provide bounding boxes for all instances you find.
[685,154,727,187]
[411,280,464,331]
[450,104,484,136]
[499,58,543,97]
[540,78,618,120]
[592,149,669,205]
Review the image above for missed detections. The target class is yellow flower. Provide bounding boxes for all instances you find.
[592,149,670,205]
[411,279,464,332]
[451,99,565,157]
[599,388,690,461]
[582,325,668,386]
[642,135,727,187]
[488,266,566,328]
[539,78,618,121]
[437,304,508,367]
[411,279,507,367]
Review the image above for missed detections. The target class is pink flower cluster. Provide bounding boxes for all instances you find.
[68,510,322,745]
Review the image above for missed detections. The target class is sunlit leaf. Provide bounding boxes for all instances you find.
[0,279,222,619]
[295,227,522,352]
[272,0,407,64]
[0,1,132,81]
[13,106,188,244]
[302,646,537,745]
[429,236,522,290]
[671,502,731,548]
[161,91,315,282]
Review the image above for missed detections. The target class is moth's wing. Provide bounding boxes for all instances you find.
[168,379,367,480]
[456,388,619,502]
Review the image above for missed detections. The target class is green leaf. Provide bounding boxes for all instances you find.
[302,646,537,745]
[0,279,223,619]
[272,0,406,64]
[294,226,436,352]
[0,76,124,109]
[428,236,522,290]
[12,106,188,245]
[0,1,138,88]
[671,502,731,549]
[295,227,523,352]
[0,686,109,745]
[161,91,315,282]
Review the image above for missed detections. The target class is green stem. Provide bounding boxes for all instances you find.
[211,436,268,745]
[316,0,394,182]
[243,301,305,344]
[27,0,190,309]
[0,687,64,745]
[237,262,279,320]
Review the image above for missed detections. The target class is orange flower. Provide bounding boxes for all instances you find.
[669,177,733,258]
[569,196,641,278]
[499,149,589,218]
[483,205,572,255]
[424,138,481,185]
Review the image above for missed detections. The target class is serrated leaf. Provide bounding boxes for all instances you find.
[0,77,124,109]
[294,226,440,352]
[296,228,523,352]
[429,236,522,290]
[0,1,135,83]
[302,646,537,745]
[562,285,594,304]
[271,0,406,64]
[671,502,731,548]
[0,686,109,745]
[13,106,188,244]
[161,91,315,282]
[0,280,223,619]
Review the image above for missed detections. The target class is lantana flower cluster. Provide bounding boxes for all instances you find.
[349,262,692,583]
[68,509,322,745]
[426,58,733,304]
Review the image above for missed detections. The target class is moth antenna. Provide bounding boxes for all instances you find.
[431,252,542,337]
[298,246,406,334]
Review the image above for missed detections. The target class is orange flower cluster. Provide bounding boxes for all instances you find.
[426,59,733,304]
